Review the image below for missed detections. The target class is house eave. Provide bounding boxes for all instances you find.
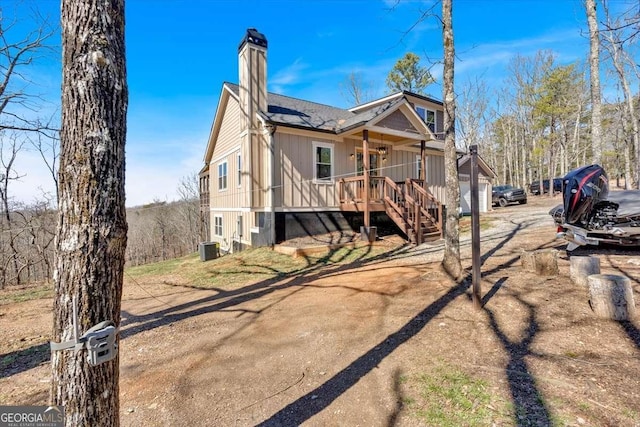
[204,83,240,164]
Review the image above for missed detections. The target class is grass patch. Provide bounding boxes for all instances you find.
[402,362,508,426]
[459,216,494,234]
[125,244,393,291]
[0,283,53,305]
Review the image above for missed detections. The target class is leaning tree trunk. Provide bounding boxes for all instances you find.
[51,1,127,426]
[441,0,462,279]
[586,0,603,165]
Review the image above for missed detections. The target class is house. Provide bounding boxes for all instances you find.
[457,154,497,214]
[200,28,454,251]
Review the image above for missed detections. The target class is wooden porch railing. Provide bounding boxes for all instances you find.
[338,176,443,244]
[339,175,386,203]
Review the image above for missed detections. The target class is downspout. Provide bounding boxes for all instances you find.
[267,124,277,246]
[259,115,277,246]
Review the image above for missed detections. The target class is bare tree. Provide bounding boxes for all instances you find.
[0,6,58,288]
[586,0,603,164]
[441,0,462,279]
[0,6,57,136]
[51,1,127,426]
[601,0,639,189]
[457,77,491,151]
[340,71,374,106]
[0,132,26,287]
[177,173,201,253]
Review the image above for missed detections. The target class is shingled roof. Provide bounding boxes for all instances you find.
[225,83,355,133]
[225,82,426,134]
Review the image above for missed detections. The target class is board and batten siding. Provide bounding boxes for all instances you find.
[208,97,254,247]
[209,210,253,250]
[275,132,354,209]
[425,154,446,205]
[210,98,243,210]
[273,130,448,210]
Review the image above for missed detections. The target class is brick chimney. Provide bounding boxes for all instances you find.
[238,28,267,133]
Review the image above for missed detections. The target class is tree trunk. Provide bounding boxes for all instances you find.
[588,274,636,320]
[570,255,600,287]
[51,1,127,426]
[441,0,462,279]
[520,249,559,276]
[586,0,603,164]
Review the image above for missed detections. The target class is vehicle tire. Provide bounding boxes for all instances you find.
[519,200,527,204]
[498,198,508,207]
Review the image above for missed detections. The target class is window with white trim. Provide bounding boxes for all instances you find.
[214,215,223,237]
[218,161,228,191]
[415,106,436,133]
[312,141,334,183]
[237,153,242,187]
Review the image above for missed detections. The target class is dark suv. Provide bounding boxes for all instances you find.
[492,185,527,207]
[529,178,563,195]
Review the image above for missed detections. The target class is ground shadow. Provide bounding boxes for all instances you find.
[119,243,405,339]
[257,279,471,426]
[618,320,640,350]
[484,298,552,426]
[481,276,508,306]
[0,343,49,379]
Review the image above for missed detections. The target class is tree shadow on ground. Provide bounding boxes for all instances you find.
[118,243,410,339]
[0,343,49,379]
[257,224,531,425]
[484,298,552,426]
[1,244,393,378]
[618,321,640,350]
[256,277,471,426]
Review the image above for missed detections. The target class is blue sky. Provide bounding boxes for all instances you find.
[6,0,615,206]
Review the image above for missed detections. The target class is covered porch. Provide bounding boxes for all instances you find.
[336,127,444,244]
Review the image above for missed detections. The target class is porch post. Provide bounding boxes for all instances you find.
[420,140,427,185]
[363,129,370,228]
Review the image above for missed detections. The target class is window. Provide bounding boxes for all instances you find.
[237,153,242,187]
[218,161,228,191]
[312,141,334,183]
[416,106,436,133]
[256,212,266,228]
[214,215,223,237]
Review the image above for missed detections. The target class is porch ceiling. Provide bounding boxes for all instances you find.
[342,128,444,151]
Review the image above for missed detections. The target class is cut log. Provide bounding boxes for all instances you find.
[588,274,636,320]
[520,249,559,276]
[570,255,601,287]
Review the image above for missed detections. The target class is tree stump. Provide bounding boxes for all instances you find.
[588,274,636,320]
[570,255,601,287]
[520,249,559,276]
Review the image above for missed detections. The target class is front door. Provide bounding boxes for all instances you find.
[356,150,380,176]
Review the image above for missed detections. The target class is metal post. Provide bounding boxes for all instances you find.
[470,145,482,309]
[363,129,370,228]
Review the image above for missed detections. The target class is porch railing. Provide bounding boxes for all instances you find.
[338,175,386,203]
[338,176,443,243]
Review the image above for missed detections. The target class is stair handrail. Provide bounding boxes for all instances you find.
[407,179,442,233]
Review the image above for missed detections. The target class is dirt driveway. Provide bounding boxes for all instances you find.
[2,195,640,426]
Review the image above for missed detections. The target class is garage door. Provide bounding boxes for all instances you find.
[460,181,488,214]
[460,181,471,214]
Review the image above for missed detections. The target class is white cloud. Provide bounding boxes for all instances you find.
[270,58,309,93]
[456,29,585,78]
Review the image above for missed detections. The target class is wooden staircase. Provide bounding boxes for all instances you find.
[383,178,442,244]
